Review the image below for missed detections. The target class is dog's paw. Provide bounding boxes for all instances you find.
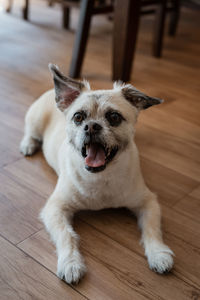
[146,243,174,274]
[148,251,174,274]
[20,137,40,156]
[57,255,86,284]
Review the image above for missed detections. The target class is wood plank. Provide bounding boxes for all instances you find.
[18,222,200,300]
[0,121,22,168]
[77,204,200,251]
[18,230,146,300]
[158,96,200,128]
[0,97,28,130]
[190,185,200,199]
[162,205,200,249]
[0,172,44,244]
[173,195,200,223]
[173,185,200,224]
[77,207,200,286]
[0,236,85,300]
[139,109,200,148]
[136,123,200,182]
[140,157,198,207]
[4,153,57,199]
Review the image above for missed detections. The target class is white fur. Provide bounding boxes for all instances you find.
[20,85,174,284]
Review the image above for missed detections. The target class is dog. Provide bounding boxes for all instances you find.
[20,64,174,284]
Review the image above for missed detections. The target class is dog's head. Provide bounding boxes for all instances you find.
[49,64,163,173]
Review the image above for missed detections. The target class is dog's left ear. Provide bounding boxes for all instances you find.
[121,84,163,110]
[49,63,85,111]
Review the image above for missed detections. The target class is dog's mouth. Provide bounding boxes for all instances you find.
[81,143,118,173]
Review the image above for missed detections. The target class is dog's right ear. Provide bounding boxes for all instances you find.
[49,63,84,111]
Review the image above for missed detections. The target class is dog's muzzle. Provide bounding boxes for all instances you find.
[81,134,118,173]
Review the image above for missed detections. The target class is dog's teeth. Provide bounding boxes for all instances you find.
[86,145,88,155]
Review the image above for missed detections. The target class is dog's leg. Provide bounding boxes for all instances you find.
[40,182,86,284]
[20,104,42,156]
[130,191,174,273]
[20,133,41,156]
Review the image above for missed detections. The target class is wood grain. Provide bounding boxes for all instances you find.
[0,172,44,244]
[140,157,198,206]
[0,236,85,300]
[173,186,200,224]
[18,223,200,300]
[4,154,57,199]
[0,1,200,299]
[77,208,200,287]
[136,123,200,181]
[18,230,146,300]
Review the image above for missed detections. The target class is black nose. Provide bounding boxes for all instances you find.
[84,122,102,133]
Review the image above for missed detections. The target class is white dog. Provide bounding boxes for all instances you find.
[20,64,174,284]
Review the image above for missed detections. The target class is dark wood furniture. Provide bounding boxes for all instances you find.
[6,0,181,81]
[112,0,141,82]
[69,0,171,81]
[168,0,181,36]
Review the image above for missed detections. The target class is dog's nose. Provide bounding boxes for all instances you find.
[84,122,102,134]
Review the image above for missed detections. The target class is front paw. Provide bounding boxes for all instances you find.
[57,253,86,284]
[147,243,174,274]
[20,137,40,156]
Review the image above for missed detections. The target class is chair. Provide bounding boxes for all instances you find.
[6,0,181,81]
[69,0,180,81]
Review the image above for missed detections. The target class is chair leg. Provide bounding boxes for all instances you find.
[69,0,95,78]
[169,0,181,36]
[6,0,13,13]
[48,0,54,7]
[22,0,29,20]
[112,0,140,82]
[62,5,70,29]
[152,0,167,58]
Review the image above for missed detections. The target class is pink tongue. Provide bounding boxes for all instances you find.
[85,144,106,168]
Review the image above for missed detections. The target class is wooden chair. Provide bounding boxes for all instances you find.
[6,0,181,81]
[5,0,79,26]
[69,0,180,81]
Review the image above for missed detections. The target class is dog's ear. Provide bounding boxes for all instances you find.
[121,84,163,110]
[49,63,85,111]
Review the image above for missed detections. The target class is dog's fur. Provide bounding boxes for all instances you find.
[20,64,174,284]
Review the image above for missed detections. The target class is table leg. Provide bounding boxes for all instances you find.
[152,0,167,57]
[112,0,141,82]
[22,0,29,20]
[69,0,95,78]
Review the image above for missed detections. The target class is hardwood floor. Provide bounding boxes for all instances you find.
[0,1,200,299]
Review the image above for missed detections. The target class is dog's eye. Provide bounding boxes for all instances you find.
[105,111,123,126]
[74,112,85,124]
